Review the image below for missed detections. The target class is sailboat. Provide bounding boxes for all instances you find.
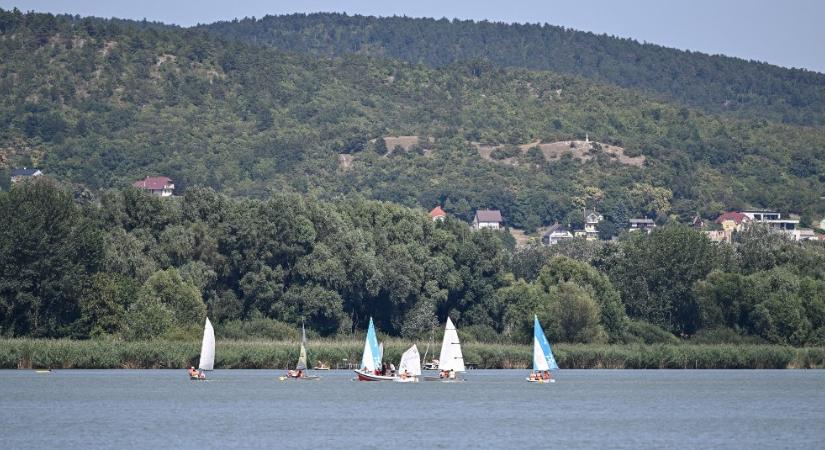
[527,315,558,383]
[283,322,320,380]
[353,317,395,381]
[423,317,466,382]
[191,317,214,380]
[393,344,421,383]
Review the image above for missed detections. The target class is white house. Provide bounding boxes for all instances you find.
[133,176,175,197]
[583,210,603,240]
[472,209,503,230]
[542,224,574,246]
[740,210,800,240]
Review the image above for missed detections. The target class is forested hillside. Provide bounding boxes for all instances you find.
[3,180,825,347]
[2,9,824,230]
[201,13,825,126]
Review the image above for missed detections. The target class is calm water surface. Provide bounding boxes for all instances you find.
[1,369,823,449]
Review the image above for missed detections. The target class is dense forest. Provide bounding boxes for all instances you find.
[2,180,825,347]
[201,13,825,126]
[1,9,824,231]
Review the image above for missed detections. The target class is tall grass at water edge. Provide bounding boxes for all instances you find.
[1,339,823,369]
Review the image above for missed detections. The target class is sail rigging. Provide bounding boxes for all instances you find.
[198,317,215,371]
[533,315,558,372]
[438,317,465,372]
[398,344,422,377]
[296,322,308,371]
[360,317,382,372]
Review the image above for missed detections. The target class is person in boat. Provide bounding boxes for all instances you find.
[197,369,206,379]
[448,369,456,379]
[188,366,198,378]
[389,363,396,376]
[543,371,551,381]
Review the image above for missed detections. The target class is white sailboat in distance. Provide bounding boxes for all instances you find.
[394,344,422,383]
[424,317,466,381]
[190,317,214,380]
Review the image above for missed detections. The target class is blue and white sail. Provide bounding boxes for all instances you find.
[533,315,558,372]
[360,317,382,372]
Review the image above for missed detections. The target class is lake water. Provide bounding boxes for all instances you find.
[1,369,823,449]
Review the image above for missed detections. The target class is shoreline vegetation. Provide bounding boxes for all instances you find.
[4,339,824,370]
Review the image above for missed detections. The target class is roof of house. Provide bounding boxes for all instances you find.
[584,210,602,221]
[715,212,750,224]
[429,206,446,218]
[475,209,503,223]
[543,223,571,235]
[133,176,173,190]
[629,218,655,224]
[11,168,41,177]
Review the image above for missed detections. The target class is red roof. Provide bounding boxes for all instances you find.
[429,206,446,218]
[133,176,173,190]
[715,212,750,225]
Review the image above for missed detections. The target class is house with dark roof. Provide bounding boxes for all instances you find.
[133,176,175,197]
[542,223,574,246]
[11,167,43,184]
[429,206,447,222]
[628,218,656,234]
[472,209,503,230]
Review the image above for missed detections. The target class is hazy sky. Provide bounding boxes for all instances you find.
[3,0,824,73]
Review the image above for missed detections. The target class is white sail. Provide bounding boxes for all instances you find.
[398,344,422,376]
[198,317,215,371]
[533,336,550,371]
[438,317,465,372]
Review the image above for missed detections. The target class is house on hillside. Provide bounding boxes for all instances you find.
[740,210,800,240]
[712,211,751,243]
[819,218,825,231]
[692,215,705,229]
[798,229,817,241]
[628,218,655,234]
[472,209,503,230]
[11,167,43,184]
[429,206,447,222]
[542,224,574,246]
[583,210,603,240]
[133,176,175,197]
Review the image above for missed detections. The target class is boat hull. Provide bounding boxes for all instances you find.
[285,375,320,380]
[353,369,395,381]
[393,376,419,383]
[526,378,555,383]
[422,375,465,382]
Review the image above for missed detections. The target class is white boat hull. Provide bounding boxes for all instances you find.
[526,378,555,383]
[353,369,396,381]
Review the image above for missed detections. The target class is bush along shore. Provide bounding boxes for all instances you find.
[3,339,824,370]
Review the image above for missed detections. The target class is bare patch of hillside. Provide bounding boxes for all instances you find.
[474,140,645,167]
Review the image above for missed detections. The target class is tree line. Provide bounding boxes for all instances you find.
[2,180,824,347]
[201,12,825,126]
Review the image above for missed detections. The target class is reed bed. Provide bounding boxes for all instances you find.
[1,339,823,369]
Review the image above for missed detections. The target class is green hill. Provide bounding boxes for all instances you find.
[200,13,825,126]
[1,8,824,228]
